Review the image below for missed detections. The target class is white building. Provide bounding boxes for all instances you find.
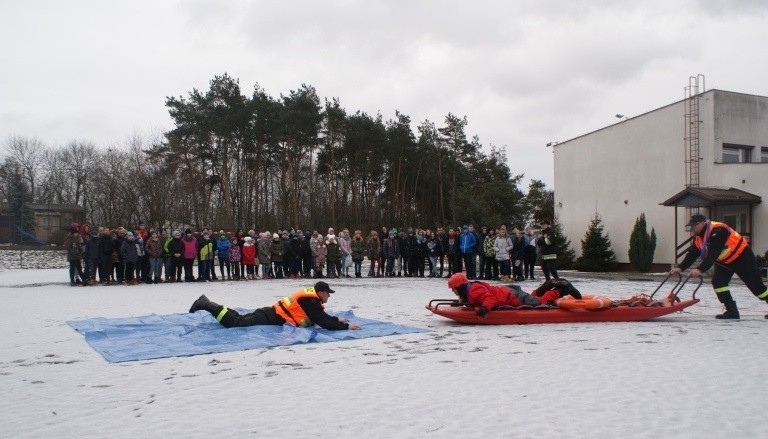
[553,88,767,270]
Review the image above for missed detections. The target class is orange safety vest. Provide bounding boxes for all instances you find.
[694,221,748,265]
[273,287,321,327]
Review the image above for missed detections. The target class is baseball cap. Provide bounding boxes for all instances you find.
[314,281,335,294]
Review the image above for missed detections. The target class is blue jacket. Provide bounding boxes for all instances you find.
[217,237,231,259]
[459,231,477,254]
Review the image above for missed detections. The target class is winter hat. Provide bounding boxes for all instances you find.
[219,230,225,235]
[126,231,134,237]
[185,228,193,234]
[244,236,252,242]
[272,233,279,239]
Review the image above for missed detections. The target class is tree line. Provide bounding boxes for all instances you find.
[1,73,553,234]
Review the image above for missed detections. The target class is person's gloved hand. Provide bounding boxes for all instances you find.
[476,306,488,318]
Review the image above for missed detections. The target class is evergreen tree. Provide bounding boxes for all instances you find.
[628,213,657,272]
[550,217,576,269]
[6,169,35,232]
[574,213,617,272]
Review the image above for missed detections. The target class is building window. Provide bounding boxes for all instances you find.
[722,213,748,235]
[722,143,752,163]
[762,147,768,163]
[722,144,752,163]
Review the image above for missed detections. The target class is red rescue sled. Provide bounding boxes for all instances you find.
[426,274,701,325]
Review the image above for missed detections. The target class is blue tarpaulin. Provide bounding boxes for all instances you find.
[68,310,428,363]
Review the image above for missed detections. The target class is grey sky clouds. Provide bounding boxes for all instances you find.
[2,1,767,186]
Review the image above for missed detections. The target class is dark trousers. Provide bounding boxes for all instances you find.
[68,260,84,284]
[462,252,477,278]
[219,258,230,277]
[524,247,537,279]
[170,257,183,280]
[99,258,112,282]
[712,249,767,302]
[541,258,559,281]
[124,262,135,281]
[217,306,284,328]
[183,258,195,281]
[229,262,240,279]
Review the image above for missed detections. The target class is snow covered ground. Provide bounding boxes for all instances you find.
[1,269,766,438]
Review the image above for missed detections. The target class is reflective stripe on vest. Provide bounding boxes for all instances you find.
[273,287,319,327]
[694,221,748,265]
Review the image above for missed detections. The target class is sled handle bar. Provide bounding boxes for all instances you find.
[650,273,682,299]
[673,274,703,300]
[428,299,470,310]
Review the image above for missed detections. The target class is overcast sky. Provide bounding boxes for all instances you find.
[2,0,767,187]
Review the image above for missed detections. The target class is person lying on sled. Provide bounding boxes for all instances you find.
[189,281,361,330]
[447,272,560,318]
[531,278,583,300]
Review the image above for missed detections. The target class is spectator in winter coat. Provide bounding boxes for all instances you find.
[168,230,184,282]
[312,236,327,278]
[493,226,514,281]
[258,233,272,279]
[269,233,285,279]
[523,226,538,281]
[161,229,172,281]
[242,236,257,280]
[382,231,399,277]
[338,230,352,278]
[181,229,199,282]
[228,237,242,280]
[217,231,231,280]
[326,236,340,278]
[510,228,526,281]
[65,225,84,286]
[197,231,215,281]
[144,231,164,283]
[350,230,366,278]
[98,228,115,284]
[366,231,381,277]
[459,225,478,279]
[85,229,101,285]
[120,232,140,285]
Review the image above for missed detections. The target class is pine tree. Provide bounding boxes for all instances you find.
[6,169,36,232]
[574,213,617,272]
[628,213,656,272]
[550,217,576,269]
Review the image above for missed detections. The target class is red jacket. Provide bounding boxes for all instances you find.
[467,281,525,308]
[242,243,256,265]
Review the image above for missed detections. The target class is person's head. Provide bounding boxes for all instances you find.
[273,233,279,241]
[231,237,238,245]
[173,230,182,238]
[161,229,168,237]
[686,214,708,235]
[126,231,134,241]
[525,226,533,234]
[202,231,210,240]
[539,219,550,229]
[448,272,470,302]
[314,281,336,303]
[150,231,158,240]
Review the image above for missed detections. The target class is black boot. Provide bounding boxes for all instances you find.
[715,301,740,320]
[189,294,218,314]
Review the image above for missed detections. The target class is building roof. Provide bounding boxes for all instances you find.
[554,89,768,147]
[661,187,762,207]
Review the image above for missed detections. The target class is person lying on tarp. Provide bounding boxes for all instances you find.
[188,281,361,330]
[531,278,583,300]
[447,272,560,318]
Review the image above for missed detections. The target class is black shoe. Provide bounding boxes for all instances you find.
[715,310,740,319]
[189,295,210,313]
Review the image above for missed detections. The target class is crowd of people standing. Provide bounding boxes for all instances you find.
[63,221,557,286]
